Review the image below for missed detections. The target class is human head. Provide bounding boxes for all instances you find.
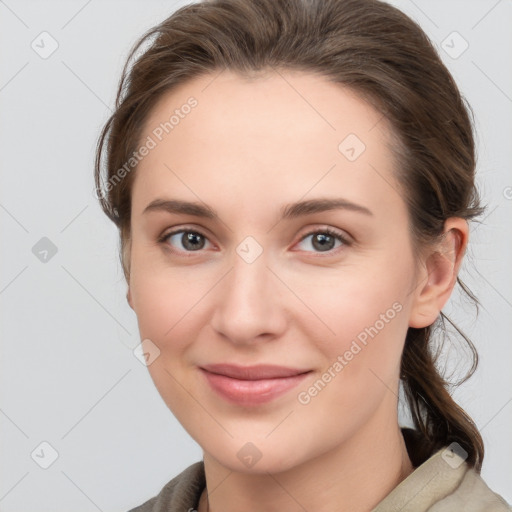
[95,0,485,471]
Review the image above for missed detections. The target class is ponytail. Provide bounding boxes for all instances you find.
[400,287,484,471]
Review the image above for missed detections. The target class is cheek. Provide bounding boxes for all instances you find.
[129,261,208,418]
[301,262,412,396]
[313,296,407,391]
[129,250,182,344]
[294,289,408,440]
[129,248,220,360]
[300,264,409,345]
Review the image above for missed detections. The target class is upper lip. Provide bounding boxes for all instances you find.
[200,363,311,380]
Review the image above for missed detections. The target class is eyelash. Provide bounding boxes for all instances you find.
[157,226,351,256]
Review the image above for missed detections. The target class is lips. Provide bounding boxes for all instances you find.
[200,363,310,380]
[199,363,312,406]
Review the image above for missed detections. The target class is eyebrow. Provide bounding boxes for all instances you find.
[142,197,373,219]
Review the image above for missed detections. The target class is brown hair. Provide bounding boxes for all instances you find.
[94,0,485,470]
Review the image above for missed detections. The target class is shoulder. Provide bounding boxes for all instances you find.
[126,461,206,512]
[373,430,511,511]
[435,464,512,511]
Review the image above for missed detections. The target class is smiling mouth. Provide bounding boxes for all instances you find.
[201,363,311,379]
[199,363,312,405]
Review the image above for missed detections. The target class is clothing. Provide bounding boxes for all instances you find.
[128,428,511,511]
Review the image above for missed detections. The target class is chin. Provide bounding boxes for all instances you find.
[203,439,308,475]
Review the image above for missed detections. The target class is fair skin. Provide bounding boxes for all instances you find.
[126,69,468,512]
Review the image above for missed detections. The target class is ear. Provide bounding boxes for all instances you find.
[123,232,133,309]
[126,287,134,310]
[408,218,468,328]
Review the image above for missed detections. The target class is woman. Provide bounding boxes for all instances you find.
[94,0,511,510]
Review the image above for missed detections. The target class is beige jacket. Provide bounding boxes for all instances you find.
[128,429,511,511]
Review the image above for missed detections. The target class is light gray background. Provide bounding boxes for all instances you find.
[1,1,511,510]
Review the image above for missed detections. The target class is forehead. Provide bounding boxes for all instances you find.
[132,69,404,221]
[141,68,389,150]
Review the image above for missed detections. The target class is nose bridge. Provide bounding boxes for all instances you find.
[227,238,273,313]
[211,237,284,343]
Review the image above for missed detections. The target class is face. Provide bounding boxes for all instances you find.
[127,69,425,473]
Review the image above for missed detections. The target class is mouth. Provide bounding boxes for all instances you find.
[199,363,312,406]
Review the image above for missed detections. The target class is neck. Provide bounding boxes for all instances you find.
[198,418,414,512]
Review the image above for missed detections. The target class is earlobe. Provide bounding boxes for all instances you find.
[127,288,134,310]
[408,218,468,329]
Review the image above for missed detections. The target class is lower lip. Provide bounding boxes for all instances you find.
[200,369,310,406]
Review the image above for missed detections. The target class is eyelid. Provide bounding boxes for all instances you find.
[158,225,214,251]
[298,225,352,244]
[158,224,352,255]
[293,226,352,256]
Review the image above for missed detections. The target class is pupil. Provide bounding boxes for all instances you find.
[184,232,203,250]
[314,233,333,251]
[180,232,335,252]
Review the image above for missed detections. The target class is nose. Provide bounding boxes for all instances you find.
[210,247,287,346]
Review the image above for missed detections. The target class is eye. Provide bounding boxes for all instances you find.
[295,228,350,254]
[158,228,213,254]
[158,226,350,256]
